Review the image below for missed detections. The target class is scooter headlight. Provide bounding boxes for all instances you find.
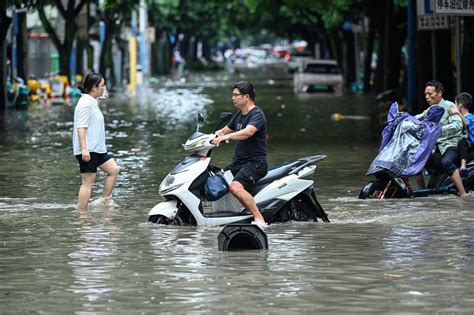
[183,138,209,151]
[159,174,183,194]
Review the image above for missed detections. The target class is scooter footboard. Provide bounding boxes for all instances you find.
[148,200,178,219]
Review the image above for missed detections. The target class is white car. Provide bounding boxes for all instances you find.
[293,59,343,94]
[287,51,313,73]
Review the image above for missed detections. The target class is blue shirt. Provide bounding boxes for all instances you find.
[465,113,474,144]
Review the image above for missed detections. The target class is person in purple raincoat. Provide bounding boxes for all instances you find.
[367,102,444,178]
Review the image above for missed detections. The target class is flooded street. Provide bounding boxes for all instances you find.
[1,69,473,313]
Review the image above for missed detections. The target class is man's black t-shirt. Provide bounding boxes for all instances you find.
[227,106,267,163]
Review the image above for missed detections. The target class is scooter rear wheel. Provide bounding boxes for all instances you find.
[290,200,317,222]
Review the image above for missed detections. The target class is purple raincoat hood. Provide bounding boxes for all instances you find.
[367,102,444,177]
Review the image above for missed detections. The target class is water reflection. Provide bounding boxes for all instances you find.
[1,69,474,313]
[68,208,121,303]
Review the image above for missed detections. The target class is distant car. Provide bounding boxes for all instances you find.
[287,50,314,73]
[293,59,343,94]
[272,45,290,58]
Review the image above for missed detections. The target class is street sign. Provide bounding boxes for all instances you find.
[417,15,449,30]
[417,0,449,30]
[434,0,474,15]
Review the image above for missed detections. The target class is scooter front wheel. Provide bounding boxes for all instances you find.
[148,215,172,225]
[359,181,384,199]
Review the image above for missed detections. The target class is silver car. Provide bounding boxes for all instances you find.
[293,59,343,94]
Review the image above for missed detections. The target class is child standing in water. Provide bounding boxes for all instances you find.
[449,92,474,177]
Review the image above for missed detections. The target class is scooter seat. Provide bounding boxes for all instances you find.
[256,160,302,186]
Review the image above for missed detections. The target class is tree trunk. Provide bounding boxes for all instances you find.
[179,33,190,61]
[0,4,11,111]
[435,29,455,100]
[363,16,375,93]
[368,0,386,94]
[415,30,431,112]
[38,1,86,80]
[386,10,406,93]
[202,36,211,60]
[382,0,394,91]
[99,18,116,86]
[0,42,7,111]
[342,30,356,88]
[16,11,28,81]
[462,17,474,91]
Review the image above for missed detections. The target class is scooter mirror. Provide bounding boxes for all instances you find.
[219,112,233,121]
[196,113,204,132]
[213,112,233,132]
[198,113,204,123]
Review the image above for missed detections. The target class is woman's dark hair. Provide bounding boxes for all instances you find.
[455,92,472,112]
[77,72,104,94]
[425,80,444,94]
[233,81,256,101]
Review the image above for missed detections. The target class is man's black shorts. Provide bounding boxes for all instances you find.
[225,159,268,191]
[75,152,112,173]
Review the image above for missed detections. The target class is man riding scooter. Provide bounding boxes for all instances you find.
[212,81,269,228]
[414,80,468,198]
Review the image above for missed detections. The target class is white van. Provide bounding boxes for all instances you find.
[293,59,343,94]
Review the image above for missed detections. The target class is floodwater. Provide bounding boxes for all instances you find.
[1,68,473,314]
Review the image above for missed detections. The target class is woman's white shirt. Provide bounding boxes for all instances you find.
[73,93,107,155]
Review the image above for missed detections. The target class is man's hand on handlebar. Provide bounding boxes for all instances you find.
[212,134,230,146]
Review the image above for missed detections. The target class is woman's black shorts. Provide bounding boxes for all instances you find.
[75,152,112,173]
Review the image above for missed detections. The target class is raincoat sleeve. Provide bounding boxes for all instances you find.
[415,110,427,120]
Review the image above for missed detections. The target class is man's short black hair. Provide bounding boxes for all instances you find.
[425,80,444,94]
[233,81,256,101]
[455,92,472,112]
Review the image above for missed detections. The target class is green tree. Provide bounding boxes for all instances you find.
[96,0,135,87]
[36,0,87,79]
[0,0,34,110]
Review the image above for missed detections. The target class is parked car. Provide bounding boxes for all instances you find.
[287,50,314,73]
[293,59,343,94]
[272,45,290,58]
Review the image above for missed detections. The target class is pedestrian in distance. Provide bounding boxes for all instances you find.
[448,92,474,178]
[73,72,120,209]
[414,80,468,198]
[212,81,269,228]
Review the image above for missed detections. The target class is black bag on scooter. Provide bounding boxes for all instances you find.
[204,171,229,201]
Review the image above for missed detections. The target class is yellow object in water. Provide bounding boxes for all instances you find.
[332,113,371,121]
[28,79,41,92]
[331,113,345,121]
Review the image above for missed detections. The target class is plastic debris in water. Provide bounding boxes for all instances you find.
[331,113,371,121]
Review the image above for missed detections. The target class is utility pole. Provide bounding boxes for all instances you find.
[128,10,137,92]
[139,0,147,80]
[407,0,416,111]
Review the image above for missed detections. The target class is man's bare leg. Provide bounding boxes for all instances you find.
[414,173,426,189]
[450,169,469,198]
[229,181,266,223]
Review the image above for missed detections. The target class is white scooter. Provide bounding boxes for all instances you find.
[147,113,329,226]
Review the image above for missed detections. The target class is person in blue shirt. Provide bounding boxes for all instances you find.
[449,92,474,178]
[213,81,268,228]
